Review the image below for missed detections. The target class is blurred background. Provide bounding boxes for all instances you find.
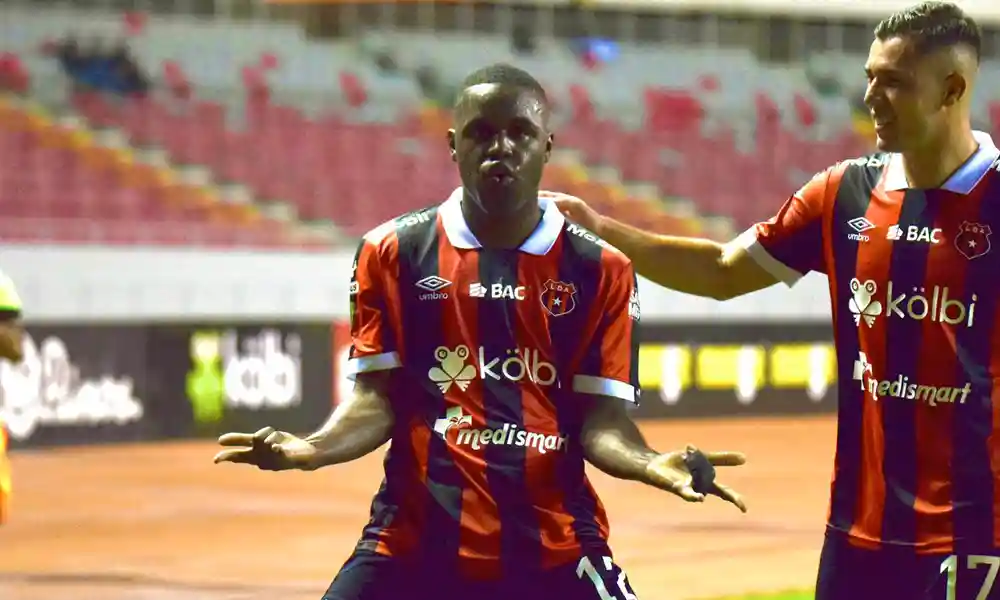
[0,0,997,599]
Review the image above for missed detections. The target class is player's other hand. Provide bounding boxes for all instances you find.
[213,426,319,471]
[646,445,747,513]
[540,191,602,234]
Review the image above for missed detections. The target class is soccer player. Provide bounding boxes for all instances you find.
[214,64,747,600]
[551,2,999,599]
[0,268,25,524]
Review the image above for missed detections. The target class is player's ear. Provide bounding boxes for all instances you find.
[447,129,458,163]
[543,133,554,164]
[941,72,966,107]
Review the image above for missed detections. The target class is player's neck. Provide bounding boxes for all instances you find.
[461,193,543,250]
[901,125,978,189]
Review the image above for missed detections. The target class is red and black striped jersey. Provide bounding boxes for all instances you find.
[740,131,1000,554]
[346,188,641,578]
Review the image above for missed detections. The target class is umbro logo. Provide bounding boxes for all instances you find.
[847,217,876,242]
[416,276,451,301]
[416,276,451,292]
[848,217,875,233]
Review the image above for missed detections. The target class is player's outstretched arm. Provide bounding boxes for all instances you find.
[213,371,394,471]
[580,398,747,511]
[545,191,777,300]
[303,371,395,468]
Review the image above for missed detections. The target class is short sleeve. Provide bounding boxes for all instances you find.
[734,165,836,286]
[571,261,640,404]
[345,239,401,381]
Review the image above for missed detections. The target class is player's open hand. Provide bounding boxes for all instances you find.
[539,191,602,234]
[213,427,319,471]
[646,445,747,512]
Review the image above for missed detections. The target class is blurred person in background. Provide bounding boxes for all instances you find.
[49,34,149,97]
[214,63,746,600]
[553,2,1000,599]
[0,269,25,524]
[106,40,150,97]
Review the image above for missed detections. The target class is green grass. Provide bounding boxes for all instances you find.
[700,590,813,600]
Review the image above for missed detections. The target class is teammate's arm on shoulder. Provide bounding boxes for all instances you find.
[561,164,836,299]
[560,197,775,300]
[730,164,838,290]
[303,370,395,470]
[0,272,24,363]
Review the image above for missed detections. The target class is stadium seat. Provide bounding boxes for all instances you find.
[0,8,997,248]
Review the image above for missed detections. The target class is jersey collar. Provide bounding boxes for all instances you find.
[439,187,565,255]
[882,130,999,194]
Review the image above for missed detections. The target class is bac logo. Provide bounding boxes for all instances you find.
[469,282,526,300]
[886,224,942,244]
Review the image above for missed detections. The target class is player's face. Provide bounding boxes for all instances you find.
[864,36,951,153]
[448,84,552,217]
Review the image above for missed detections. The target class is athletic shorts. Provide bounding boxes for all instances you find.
[816,530,1000,600]
[321,551,639,600]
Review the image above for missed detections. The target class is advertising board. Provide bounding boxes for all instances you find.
[633,323,837,418]
[148,324,335,436]
[0,326,156,449]
[0,322,335,448]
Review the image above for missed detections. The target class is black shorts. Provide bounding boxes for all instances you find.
[816,531,1000,600]
[322,551,639,600]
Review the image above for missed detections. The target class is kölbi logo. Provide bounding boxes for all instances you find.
[849,278,976,328]
[187,329,302,419]
[849,278,882,327]
[428,345,558,392]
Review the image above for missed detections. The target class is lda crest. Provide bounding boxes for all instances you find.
[954,221,992,260]
[539,280,577,317]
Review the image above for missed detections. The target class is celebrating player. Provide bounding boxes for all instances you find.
[551,2,998,599]
[0,268,25,524]
[214,64,747,600]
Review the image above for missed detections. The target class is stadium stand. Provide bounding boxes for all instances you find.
[1,7,998,249]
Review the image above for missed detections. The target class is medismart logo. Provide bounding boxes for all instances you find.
[852,351,972,407]
[433,406,568,454]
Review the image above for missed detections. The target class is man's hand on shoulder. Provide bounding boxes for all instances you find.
[540,191,603,235]
[213,427,320,471]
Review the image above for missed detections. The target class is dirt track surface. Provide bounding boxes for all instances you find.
[0,416,836,600]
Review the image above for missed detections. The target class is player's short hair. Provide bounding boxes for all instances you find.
[874,1,982,61]
[457,63,548,105]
